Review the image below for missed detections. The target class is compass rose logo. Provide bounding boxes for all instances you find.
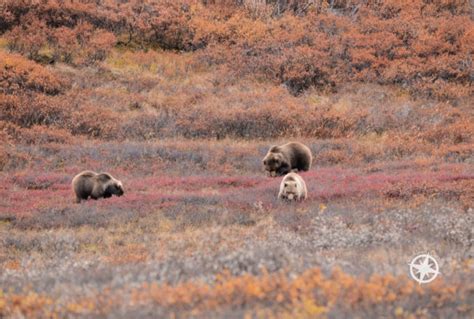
[409,254,440,284]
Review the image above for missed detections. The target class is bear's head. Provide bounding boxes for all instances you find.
[98,173,125,198]
[262,150,289,176]
[108,180,124,197]
[281,180,299,200]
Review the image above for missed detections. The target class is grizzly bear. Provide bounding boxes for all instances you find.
[72,170,124,203]
[278,172,307,201]
[262,142,312,176]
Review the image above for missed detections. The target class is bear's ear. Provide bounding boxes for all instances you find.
[269,145,279,152]
[96,173,112,183]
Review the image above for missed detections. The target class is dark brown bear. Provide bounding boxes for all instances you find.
[262,142,312,177]
[72,170,124,203]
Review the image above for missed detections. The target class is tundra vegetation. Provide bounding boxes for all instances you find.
[0,1,473,318]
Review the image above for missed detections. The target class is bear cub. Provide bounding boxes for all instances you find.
[278,172,307,201]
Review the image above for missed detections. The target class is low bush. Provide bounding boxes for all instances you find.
[0,51,64,95]
[0,94,68,128]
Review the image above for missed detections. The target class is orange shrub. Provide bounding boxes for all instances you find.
[4,13,49,61]
[0,94,67,128]
[0,51,64,95]
[68,103,120,139]
[0,121,74,145]
[1,1,472,97]
[200,0,473,98]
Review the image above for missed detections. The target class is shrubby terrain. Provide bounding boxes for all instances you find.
[0,1,473,318]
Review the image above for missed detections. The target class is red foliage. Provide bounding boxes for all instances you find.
[2,161,471,216]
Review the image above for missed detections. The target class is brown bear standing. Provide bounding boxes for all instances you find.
[262,142,312,177]
[72,171,124,203]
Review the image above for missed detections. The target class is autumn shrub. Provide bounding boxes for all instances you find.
[0,122,74,145]
[1,1,472,146]
[199,1,473,98]
[4,13,49,61]
[2,1,117,65]
[0,94,68,128]
[0,48,124,139]
[175,105,298,138]
[48,22,116,65]
[420,116,472,145]
[0,92,125,140]
[1,0,197,60]
[119,112,174,140]
[2,0,472,97]
[6,19,116,65]
[67,103,120,139]
[126,1,195,50]
[0,51,64,95]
